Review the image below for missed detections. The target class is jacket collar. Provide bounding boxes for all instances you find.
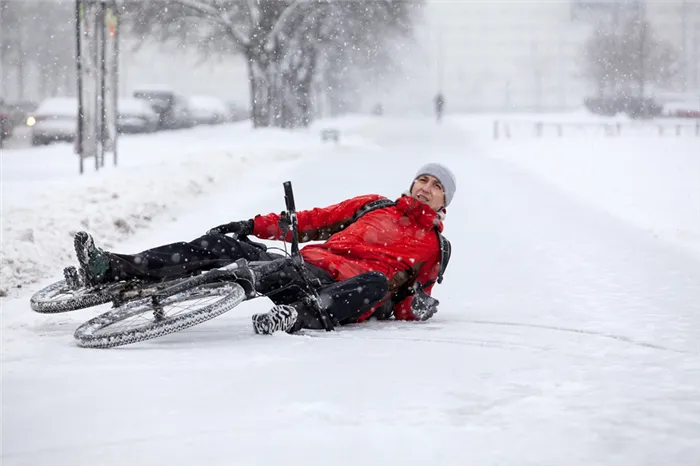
[395,195,444,232]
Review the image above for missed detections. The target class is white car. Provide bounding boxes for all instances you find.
[28,97,77,146]
[117,98,159,134]
[188,95,230,125]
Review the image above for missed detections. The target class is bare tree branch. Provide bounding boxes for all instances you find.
[264,0,315,51]
[245,0,259,26]
[149,0,250,46]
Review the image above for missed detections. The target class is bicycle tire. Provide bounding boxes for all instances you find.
[73,282,246,349]
[30,279,115,314]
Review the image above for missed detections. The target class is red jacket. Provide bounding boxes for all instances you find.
[252,194,443,321]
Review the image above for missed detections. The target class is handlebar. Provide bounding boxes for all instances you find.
[220,182,335,332]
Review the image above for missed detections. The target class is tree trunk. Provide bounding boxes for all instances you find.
[298,52,316,127]
[247,53,272,128]
[268,62,284,128]
[275,41,317,129]
[246,39,318,129]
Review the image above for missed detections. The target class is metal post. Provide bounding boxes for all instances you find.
[93,11,99,173]
[99,0,106,168]
[75,0,84,174]
[681,0,688,91]
[112,0,119,167]
[638,1,646,98]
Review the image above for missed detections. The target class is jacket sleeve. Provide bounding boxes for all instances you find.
[252,194,384,242]
[392,257,441,321]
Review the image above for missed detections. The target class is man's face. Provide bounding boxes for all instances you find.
[411,174,445,211]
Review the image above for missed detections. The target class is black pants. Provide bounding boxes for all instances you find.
[103,233,389,331]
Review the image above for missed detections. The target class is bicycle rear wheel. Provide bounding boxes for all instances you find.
[73,282,246,348]
[31,279,120,313]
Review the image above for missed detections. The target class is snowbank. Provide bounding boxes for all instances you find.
[0,123,329,296]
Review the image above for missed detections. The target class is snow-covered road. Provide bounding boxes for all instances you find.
[2,115,699,466]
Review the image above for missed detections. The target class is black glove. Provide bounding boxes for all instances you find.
[207,219,254,237]
[410,283,439,321]
[278,212,291,233]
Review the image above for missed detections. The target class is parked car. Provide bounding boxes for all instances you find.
[225,101,250,122]
[117,98,159,134]
[623,97,663,119]
[0,101,15,143]
[661,98,700,118]
[5,100,38,126]
[583,97,618,116]
[584,95,663,119]
[188,95,230,125]
[27,97,78,146]
[133,89,194,130]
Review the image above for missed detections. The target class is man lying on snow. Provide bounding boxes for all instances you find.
[71,163,456,335]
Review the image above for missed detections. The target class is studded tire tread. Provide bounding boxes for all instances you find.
[73,282,246,348]
[30,280,114,314]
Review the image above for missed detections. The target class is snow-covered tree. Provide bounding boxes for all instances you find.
[1,0,76,100]
[583,18,680,98]
[122,0,421,128]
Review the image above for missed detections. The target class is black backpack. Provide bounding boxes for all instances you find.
[351,198,451,287]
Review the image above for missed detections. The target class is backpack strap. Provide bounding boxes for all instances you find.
[435,231,451,284]
[351,197,451,295]
[353,197,451,285]
[352,198,396,223]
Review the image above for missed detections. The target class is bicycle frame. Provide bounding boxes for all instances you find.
[151,181,336,331]
[283,181,335,331]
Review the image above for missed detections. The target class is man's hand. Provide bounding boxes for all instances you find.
[278,212,291,233]
[410,283,439,321]
[207,219,254,237]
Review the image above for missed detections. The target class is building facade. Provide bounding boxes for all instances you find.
[411,0,699,113]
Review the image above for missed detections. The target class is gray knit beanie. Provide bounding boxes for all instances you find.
[413,163,457,207]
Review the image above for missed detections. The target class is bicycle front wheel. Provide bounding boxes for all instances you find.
[73,282,246,348]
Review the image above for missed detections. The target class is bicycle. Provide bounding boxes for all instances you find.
[29,182,334,349]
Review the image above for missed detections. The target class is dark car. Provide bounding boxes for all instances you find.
[619,97,663,119]
[133,90,194,130]
[583,97,619,116]
[584,95,663,119]
[6,100,38,126]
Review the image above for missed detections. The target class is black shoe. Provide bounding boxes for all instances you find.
[74,231,111,286]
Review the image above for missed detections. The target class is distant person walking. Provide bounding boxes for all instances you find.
[434,92,445,123]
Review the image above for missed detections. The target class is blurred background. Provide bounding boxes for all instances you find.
[1,0,699,146]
